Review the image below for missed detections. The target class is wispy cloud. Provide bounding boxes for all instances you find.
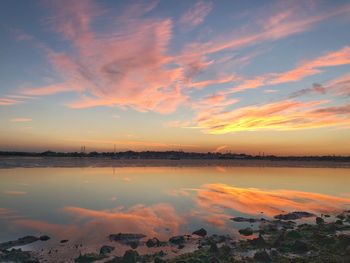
[183,3,350,57]
[4,190,27,195]
[0,95,33,106]
[10,118,32,122]
[288,73,350,98]
[192,99,350,134]
[232,46,350,92]
[180,1,213,28]
[19,0,190,114]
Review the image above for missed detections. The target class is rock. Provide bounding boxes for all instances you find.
[169,235,185,245]
[146,237,160,248]
[39,235,50,241]
[74,253,104,262]
[109,233,146,244]
[60,239,69,243]
[154,257,166,263]
[316,217,324,225]
[209,242,219,254]
[253,250,271,263]
[0,236,39,250]
[238,227,253,236]
[211,234,229,243]
[192,228,207,237]
[122,250,139,263]
[292,240,309,253]
[99,245,115,255]
[249,234,268,248]
[208,256,221,263]
[0,248,37,262]
[272,231,286,248]
[231,217,258,223]
[274,211,315,220]
[335,219,343,225]
[178,244,185,249]
[129,241,138,249]
[286,230,301,239]
[337,214,345,220]
[109,233,145,249]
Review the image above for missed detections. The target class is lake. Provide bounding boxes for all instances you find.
[1,166,350,259]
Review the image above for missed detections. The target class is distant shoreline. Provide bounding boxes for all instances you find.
[1,156,350,169]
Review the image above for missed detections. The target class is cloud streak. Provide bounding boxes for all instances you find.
[10,118,32,122]
[192,100,350,134]
[232,46,350,92]
[180,1,213,28]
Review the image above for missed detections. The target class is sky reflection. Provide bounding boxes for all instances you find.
[0,167,349,243]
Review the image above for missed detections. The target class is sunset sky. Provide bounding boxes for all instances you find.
[0,0,350,155]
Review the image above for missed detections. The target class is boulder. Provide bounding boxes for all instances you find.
[146,237,160,248]
[39,235,50,241]
[254,250,271,263]
[192,228,207,237]
[99,245,115,255]
[274,211,314,220]
[122,250,139,263]
[238,227,253,236]
[292,240,309,253]
[231,216,258,223]
[169,235,185,245]
[316,217,324,225]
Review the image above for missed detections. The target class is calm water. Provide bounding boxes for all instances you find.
[1,166,350,248]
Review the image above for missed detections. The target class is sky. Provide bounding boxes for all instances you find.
[0,0,350,155]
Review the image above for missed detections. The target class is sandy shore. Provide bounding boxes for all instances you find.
[0,156,350,168]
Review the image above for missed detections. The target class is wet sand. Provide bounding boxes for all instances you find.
[0,156,350,169]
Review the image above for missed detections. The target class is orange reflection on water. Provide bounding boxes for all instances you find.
[15,203,184,242]
[195,183,350,217]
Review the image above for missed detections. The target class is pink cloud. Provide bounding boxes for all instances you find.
[20,1,190,114]
[10,118,32,122]
[180,1,213,28]
[4,190,27,195]
[183,3,350,57]
[232,46,350,92]
[189,75,237,89]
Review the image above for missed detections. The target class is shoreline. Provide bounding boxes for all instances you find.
[1,210,349,262]
[1,156,350,169]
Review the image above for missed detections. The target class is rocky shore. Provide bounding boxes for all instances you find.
[1,210,350,262]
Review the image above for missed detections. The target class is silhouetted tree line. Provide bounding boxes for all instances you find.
[0,150,349,162]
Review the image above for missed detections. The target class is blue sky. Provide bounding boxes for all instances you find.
[0,0,350,155]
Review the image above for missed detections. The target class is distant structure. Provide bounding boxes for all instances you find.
[80,145,86,154]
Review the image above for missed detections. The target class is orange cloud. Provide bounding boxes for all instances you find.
[193,99,350,134]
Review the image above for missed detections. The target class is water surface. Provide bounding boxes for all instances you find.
[1,166,350,254]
